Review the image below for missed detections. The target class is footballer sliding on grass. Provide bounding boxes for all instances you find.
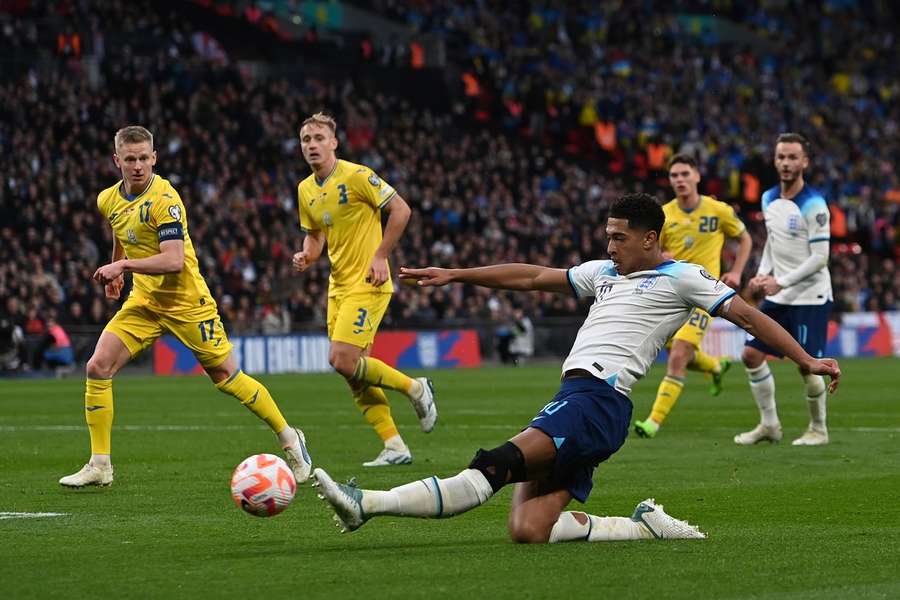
[314,193,840,544]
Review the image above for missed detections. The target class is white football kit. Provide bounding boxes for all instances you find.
[562,260,736,396]
[757,185,832,306]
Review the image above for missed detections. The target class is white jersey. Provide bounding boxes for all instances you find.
[758,185,832,305]
[562,259,736,396]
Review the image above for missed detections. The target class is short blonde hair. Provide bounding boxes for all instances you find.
[115,126,153,151]
[300,112,337,135]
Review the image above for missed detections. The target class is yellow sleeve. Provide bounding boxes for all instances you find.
[719,203,746,238]
[352,168,397,209]
[150,188,187,242]
[96,192,108,219]
[298,184,316,232]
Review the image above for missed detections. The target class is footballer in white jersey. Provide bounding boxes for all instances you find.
[563,259,735,396]
[312,193,839,547]
[739,133,834,448]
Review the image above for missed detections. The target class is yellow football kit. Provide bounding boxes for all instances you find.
[661,195,745,347]
[298,159,397,348]
[98,175,232,367]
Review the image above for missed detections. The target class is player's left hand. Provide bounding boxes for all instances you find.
[367,257,390,287]
[721,271,742,289]
[93,261,126,285]
[805,358,841,393]
[398,266,453,287]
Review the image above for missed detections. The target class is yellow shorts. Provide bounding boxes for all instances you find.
[104,297,233,368]
[327,291,392,348]
[671,308,712,349]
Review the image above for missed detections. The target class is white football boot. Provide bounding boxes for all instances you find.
[59,463,114,488]
[283,427,313,484]
[631,498,706,539]
[410,377,437,433]
[733,423,783,445]
[792,427,829,446]
[362,447,412,467]
[313,468,368,533]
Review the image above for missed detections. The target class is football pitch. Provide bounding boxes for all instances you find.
[2,359,899,599]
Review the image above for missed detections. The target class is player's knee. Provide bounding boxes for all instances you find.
[507,509,552,544]
[329,351,357,378]
[85,354,115,379]
[741,347,763,368]
[468,441,527,493]
[668,342,694,372]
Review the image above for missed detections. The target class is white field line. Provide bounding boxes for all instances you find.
[0,512,69,520]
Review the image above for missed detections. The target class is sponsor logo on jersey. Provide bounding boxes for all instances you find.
[168,205,182,221]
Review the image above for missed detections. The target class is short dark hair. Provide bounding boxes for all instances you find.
[609,193,665,237]
[775,132,810,156]
[667,153,698,171]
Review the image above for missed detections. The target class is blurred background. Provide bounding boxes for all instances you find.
[1,0,898,376]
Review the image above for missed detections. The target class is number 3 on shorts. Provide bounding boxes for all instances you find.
[352,308,368,334]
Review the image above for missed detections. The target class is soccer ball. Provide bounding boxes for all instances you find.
[230,453,296,517]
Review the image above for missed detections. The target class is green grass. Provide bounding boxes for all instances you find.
[2,358,899,599]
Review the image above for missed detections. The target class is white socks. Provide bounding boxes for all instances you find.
[384,434,408,452]
[746,362,779,427]
[803,373,827,430]
[90,453,111,467]
[549,511,652,543]
[276,427,299,447]
[361,468,493,518]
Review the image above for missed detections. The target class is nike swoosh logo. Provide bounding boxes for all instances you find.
[246,390,259,406]
[85,405,105,412]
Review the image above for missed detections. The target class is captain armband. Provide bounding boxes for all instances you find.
[157,221,184,242]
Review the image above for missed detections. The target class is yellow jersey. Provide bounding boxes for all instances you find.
[97,175,215,316]
[659,195,745,278]
[298,159,397,297]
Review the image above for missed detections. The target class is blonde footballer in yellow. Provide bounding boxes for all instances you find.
[634,154,752,438]
[59,126,312,488]
[294,113,436,467]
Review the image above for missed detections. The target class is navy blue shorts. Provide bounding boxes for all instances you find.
[744,300,832,358]
[527,377,632,503]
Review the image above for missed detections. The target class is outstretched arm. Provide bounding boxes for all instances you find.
[719,295,840,391]
[399,263,572,294]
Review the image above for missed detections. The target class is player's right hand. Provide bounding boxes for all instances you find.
[105,275,124,300]
[292,251,310,272]
[806,358,841,393]
[398,266,453,287]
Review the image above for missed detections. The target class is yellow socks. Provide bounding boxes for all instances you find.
[216,370,288,434]
[353,357,415,395]
[354,386,399,442]
[649,375,685,425]
[85,378,114,455]
[689,350,721,374]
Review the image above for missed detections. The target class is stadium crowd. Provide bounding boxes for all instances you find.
[1,0,899,370]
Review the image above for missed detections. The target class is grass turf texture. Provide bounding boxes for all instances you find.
[2,358,899,599]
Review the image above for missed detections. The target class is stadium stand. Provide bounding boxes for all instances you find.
[1,0,898,370]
